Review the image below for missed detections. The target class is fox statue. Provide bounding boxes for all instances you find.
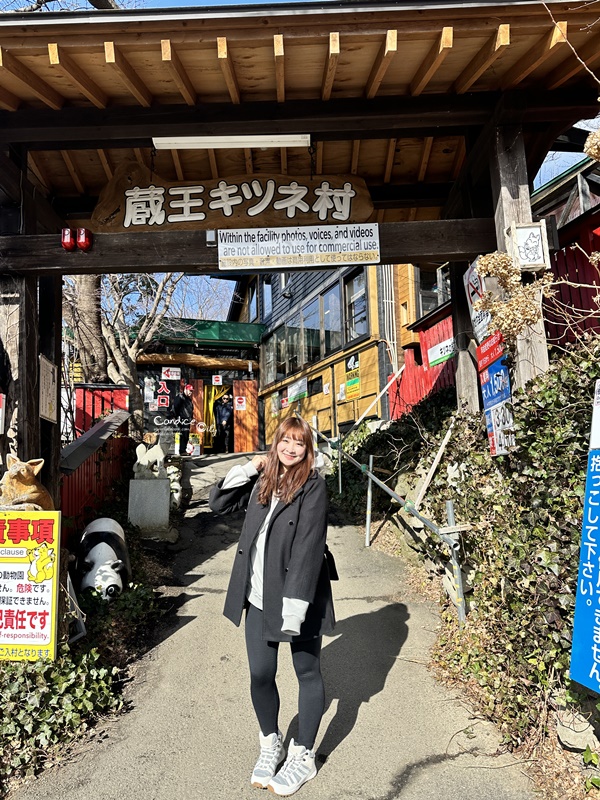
[0,455,55,511]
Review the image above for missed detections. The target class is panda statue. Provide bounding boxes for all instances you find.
[75,518,132,600]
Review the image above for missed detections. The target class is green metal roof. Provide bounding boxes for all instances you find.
[158,319,265,347]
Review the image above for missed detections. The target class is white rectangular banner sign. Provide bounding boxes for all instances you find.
[427,337,456,368]
[218,224,380,270]
[464,258,492,345]
[161,367,181,381]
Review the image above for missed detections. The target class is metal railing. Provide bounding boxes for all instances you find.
[296,411,468,625]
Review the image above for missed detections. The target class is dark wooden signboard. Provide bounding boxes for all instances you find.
[91,161,374,233]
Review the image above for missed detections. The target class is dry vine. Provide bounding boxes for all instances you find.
[473,251,555,345]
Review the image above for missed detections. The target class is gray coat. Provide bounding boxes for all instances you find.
[209,470,335,642]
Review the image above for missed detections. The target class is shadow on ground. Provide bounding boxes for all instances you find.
[283,602,409,760]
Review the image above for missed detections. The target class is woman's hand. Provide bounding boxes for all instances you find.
[251,454,267,472]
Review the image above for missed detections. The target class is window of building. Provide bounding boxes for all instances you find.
[248,279,258,322]
[345,270,367,341]
[286,313,301,374]
[274,326,286,382]
[323,283,342,355]
[308,375,323,396]
[302,298,321,365]
[262,276,272,319]
[264,335,276,385]
[418,270,438,317]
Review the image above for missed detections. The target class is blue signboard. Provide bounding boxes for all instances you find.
[571,381,600,691]
[480,358,511,411]
[570,450,600,692]
[480,358,514,456]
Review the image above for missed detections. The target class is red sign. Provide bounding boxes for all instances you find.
[477,331,504,372]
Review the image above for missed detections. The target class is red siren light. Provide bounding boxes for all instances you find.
[61,228,76,251]
[76,228,93,251]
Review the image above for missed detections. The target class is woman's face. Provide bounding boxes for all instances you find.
[276,432,307,472]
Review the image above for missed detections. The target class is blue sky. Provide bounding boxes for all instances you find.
[534,116,599,190]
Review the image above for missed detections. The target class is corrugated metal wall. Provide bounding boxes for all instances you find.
[60,434,133,547]
[388,315,456,419]
[545,239,600,346]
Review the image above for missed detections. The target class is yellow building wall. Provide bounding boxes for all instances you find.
[262,264,387,444]
[263,341,382,444]
[395,263,420,348]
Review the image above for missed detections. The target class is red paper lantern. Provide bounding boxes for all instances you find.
[76,227,93,251]
[61,228,76,251]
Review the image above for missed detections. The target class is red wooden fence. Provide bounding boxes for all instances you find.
[74,384,129,435]
[388,314,456,419]
[60,433,133,547]
[545,218,600,346]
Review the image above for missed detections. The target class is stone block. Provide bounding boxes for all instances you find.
[128,479,170,533]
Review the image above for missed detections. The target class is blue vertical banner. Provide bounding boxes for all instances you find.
[570,381,600,691]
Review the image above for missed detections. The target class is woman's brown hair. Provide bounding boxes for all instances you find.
[257,417,315,505]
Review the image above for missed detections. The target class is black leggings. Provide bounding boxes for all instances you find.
[244,603,324,750]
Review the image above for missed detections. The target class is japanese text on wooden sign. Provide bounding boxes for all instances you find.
[218,224,380,270]
[0,511,61,662]
[92,163,374,232]
[571,381,600,692]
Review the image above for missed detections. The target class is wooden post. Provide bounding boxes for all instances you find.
[489,126,549,389]
[0,149,43,467]
[450,262,479,412]
[39,275,62,504]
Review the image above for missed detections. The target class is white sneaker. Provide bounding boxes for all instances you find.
[267,739,317,796]
[251,731,285,789]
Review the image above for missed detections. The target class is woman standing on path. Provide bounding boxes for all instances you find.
[209,417,336,797]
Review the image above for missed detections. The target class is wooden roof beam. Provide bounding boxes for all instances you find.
[218,37,241,105]
[133,148,146,168]
[0,83,20,112]
[0,47,63,111]
[321,32,339,102]
[383,138,396,183]
[244,147,254,174]
[60,150,85,195]
[161,40,197,106]
[97,149,113,180]
[350,139,360,174]
[501,21,568,90]
[0,152,62,232]
[365,30,397,100]
[48,43,107,109]
[453,24,510,94]
[417,136,433,182]
[28,152,51,195]
[410,26,453,96]
[171,149,184,181]
[104,42,153,108]
[0,220,498,275]
[315,140,323,174]
[545,33,600,90]
[208,148,219,180]
[451,137,466,181]
[274,34,285,103]
[2,90,596,147]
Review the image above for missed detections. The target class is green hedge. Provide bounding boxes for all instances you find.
[330,336,599,746]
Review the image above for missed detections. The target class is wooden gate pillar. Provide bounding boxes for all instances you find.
[489,126,549,389]
[450,262,479,412]
[39,276,62,504]
[0,153,40,468]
